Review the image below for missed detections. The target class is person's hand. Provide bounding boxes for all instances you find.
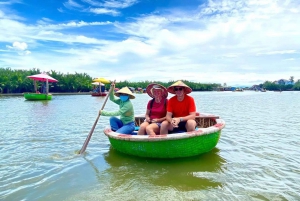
[171,118,179,127]
[145,117,151,123]
[99,110,102,115]
[151,118,158,123]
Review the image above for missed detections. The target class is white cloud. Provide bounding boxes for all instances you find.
[102,0,138,8]
[82,0,138,9]
[1,0,300,85]
[37,20,112,29]
[284,58,295,61]
[11,41,28,50]
[6,41,31,55]
[57,7,64,13]
[0,17,111,45]
[63,0,84,9]
[257,50,297,55]
[0,0,21,5]
[64,0,138,15]
[89,8,120,16]
[37,17,53,25]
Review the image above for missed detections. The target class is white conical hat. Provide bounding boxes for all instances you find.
[115,87,135,99]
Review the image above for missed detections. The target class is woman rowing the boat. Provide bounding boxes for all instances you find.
[99,83,135,134]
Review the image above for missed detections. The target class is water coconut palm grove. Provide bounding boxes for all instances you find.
[1,67,300,94]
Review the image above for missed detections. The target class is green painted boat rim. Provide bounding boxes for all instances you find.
[24,92,53,95]
[24,93,53,100]
[104,118,225,142]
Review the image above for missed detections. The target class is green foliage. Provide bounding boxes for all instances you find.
[293,80,300,90]
[262,79,299,91]
[114,80,219,92]
[0,67,220,93]
[262,81,280,91]
[0,67,93,93]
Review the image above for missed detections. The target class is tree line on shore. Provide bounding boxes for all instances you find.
[0,67,220,93]
[1,67,300,93]
[260,80,300,91]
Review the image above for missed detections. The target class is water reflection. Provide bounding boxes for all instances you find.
[24,99,49,104]
[102,147,226,191]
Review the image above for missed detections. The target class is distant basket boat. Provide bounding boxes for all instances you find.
[232,88,244,92]
[91,92,108,96]
[24,73,58,100]
[103,113,225,158]
[24,93,53,100]
[91,81,108,96]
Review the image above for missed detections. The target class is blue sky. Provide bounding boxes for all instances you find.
[1,0,300,86]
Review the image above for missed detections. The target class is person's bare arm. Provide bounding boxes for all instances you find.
[145,109,151,122]
[180,112,196,122]
[171,112,196,127]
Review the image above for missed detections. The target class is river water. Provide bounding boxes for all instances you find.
[0,91,299,201]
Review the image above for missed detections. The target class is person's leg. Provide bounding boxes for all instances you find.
[186,119,197,132]
[146,123,160,136]
[110,117,123,131]
[160,120,173,134]
[116,122,135,134]
[137,122,149,135]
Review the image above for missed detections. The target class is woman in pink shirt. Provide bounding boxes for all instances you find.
[138,83,168,136]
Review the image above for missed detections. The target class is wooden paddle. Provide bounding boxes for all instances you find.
[79,80,115,154]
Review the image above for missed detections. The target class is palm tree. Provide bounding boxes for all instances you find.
[289,76,294,84]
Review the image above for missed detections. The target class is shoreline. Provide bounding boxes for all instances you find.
[1,90,299,97]
[0,92,92,96]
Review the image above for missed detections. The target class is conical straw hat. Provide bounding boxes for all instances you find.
[115,87,135,99]
[167,80,192,94]
[146,83,168,99]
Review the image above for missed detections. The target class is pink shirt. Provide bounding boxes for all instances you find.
[147,99,168,119]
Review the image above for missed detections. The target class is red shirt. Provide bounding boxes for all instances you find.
[167,95,196,117]
[147,99,168,119]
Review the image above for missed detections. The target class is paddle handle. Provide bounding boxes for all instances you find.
[79,81,115,154]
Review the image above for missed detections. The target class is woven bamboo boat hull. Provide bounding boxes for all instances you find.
[24,93,52,100]
[104,114,225,158]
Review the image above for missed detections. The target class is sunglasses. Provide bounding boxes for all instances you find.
[174,87,183,91]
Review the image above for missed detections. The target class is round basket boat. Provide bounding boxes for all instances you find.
[91,92,108,97]
[103,113,225,158]
[24,93,52,100]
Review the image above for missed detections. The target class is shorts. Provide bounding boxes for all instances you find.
[155,123,162,127]
[172,121,187,133]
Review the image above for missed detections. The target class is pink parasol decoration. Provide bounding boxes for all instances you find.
[27,73,58,82]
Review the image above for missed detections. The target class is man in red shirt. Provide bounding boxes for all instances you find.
[160,81,197,134]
